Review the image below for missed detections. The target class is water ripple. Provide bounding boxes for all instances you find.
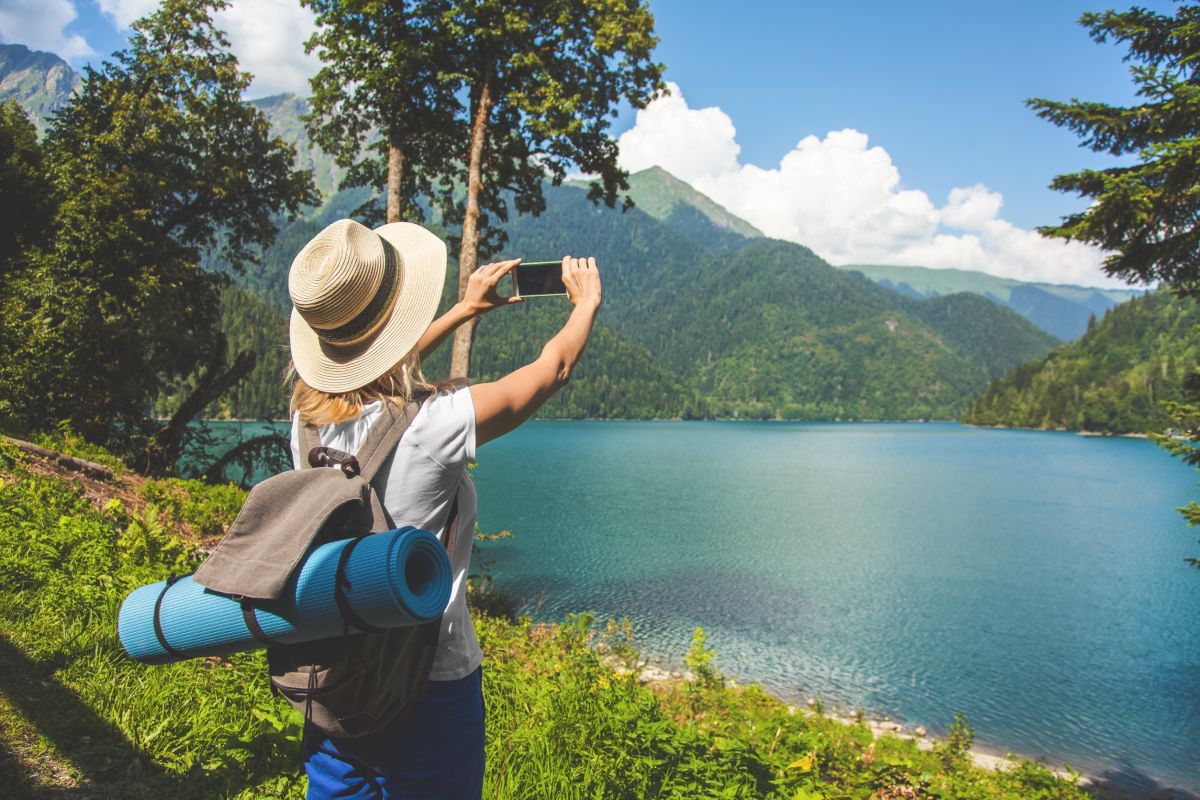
[475,421,1200,792]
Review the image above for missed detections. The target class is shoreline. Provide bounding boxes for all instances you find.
[629,661,1078,780]
[623,658,1196,800]
[961,422,1152,438]
[203,416,1155,438]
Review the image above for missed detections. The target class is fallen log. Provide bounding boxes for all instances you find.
[3,437,115,481]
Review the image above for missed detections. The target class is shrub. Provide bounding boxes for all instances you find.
[685,625,723,689]
[138,477,246,538]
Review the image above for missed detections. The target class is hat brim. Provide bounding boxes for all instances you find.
[290,222,447,393]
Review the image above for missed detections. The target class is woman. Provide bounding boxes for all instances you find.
[286,218,601,799]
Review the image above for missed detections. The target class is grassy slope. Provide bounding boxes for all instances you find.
[0,441,1095,799]
[621,166,764,239]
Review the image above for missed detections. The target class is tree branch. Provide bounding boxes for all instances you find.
[142,348,257,475]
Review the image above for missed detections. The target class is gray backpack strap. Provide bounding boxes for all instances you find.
[297,392,428,479]
[443,491,461,557]
[354,393,429,482]
[297,421,322,468]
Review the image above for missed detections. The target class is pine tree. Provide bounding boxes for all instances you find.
[1031,5,1200,570]
[1029,3,1200,294]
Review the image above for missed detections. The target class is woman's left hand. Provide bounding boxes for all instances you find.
[461,259,524,316]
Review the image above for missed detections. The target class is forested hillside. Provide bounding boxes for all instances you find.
[152,285,291,422]
[963,290,1200,433]
[217,176,1058,421]
[0,53,1063,424]
[216,286,291,420]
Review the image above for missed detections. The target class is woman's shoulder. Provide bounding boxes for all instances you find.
[407,385,476,467]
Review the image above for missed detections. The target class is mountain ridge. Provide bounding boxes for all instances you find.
[5,49,1062,422]
[841,263,1141,340]
[0,44,79,131]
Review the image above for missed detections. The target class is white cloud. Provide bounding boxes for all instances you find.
[99,0,319,97]
[941,184,1003,230]
[96,0,161,29]
[0,0,94,61]
[617,83,1119,288]
[617,85,740,181]
[215,0,319,97]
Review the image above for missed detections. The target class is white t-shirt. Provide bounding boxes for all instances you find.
[289,388,483,681]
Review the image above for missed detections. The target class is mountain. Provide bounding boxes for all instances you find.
[156,86,1142,345]
[963,290,1200,434]
[3,55,1060,421]
[841,263,1140,341]
[249,94,344,198]
[573,165,763,252]
[0,44,79,131]
[214,173,1058,421]
[432,184,1059,421]
[0,46,1137,343]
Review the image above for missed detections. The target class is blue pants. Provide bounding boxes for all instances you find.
[303,667,485,800]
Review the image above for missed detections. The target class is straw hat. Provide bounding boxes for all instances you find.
[288,219,447,393]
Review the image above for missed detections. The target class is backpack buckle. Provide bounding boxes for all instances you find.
[308,447,361,477]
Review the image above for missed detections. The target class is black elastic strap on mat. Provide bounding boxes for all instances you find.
[152,574,188,660]
[333,537,386,635]
[241,602,284,647]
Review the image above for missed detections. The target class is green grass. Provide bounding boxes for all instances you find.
[0,442,1095,799]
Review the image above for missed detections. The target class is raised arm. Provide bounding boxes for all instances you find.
[470,256,602,447]
[416,259,524,363]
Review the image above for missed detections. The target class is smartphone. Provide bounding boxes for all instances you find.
[512,260,567,297]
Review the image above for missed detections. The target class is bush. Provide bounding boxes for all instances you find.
[138,477,246,538]
[34,421,129,473]
[684,625,723,689]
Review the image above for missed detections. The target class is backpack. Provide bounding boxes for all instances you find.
[193,395,458,738]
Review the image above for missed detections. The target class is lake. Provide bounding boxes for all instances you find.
[219,419,1200,792]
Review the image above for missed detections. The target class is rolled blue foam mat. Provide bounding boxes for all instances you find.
[118,527,450,665]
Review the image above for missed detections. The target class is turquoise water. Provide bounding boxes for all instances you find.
[464,421,1200,793]
[221,418,1199,790]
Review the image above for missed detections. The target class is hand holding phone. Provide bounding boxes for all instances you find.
[560,256,601,309]
[462,258,525,316]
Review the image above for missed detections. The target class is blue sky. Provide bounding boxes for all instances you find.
[645,0,1163,232]
[0,0,1180,286]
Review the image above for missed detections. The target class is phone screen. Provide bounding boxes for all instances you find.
[513,261,567,297]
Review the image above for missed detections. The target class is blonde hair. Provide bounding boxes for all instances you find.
[289,351,451,426]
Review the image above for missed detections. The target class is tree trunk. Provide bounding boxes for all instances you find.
[387,125,405,224]
[3,437,114,480]
[142,349,257,476]
[449,78,494,380]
